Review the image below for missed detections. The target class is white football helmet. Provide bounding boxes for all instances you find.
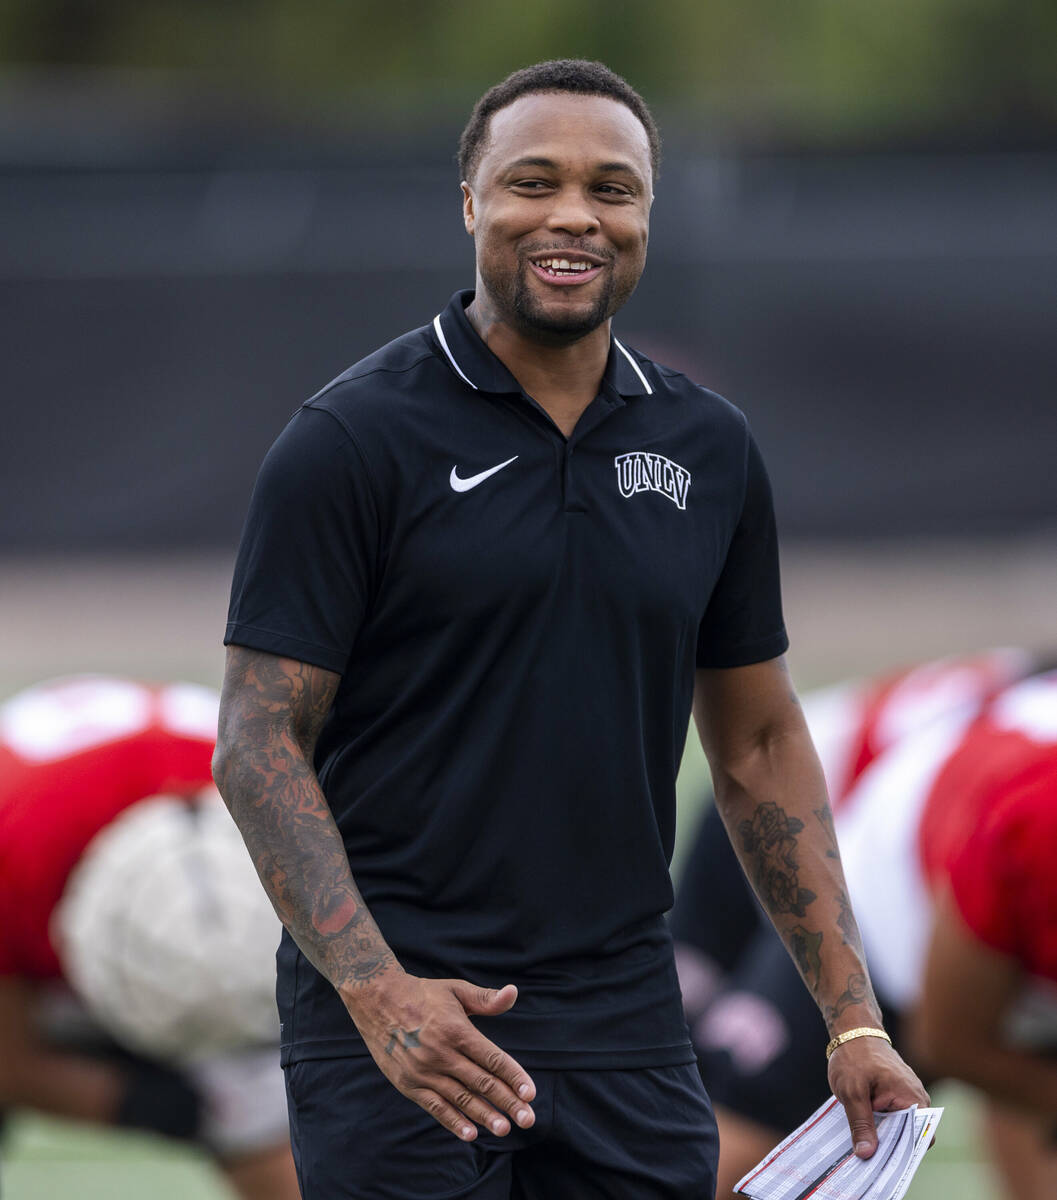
[53,788,281,1062]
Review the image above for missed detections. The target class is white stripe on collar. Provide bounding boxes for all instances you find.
[432,314,479,391]
[612,338,654,395]
[433,314,651,397]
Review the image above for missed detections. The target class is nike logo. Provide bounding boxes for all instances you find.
[449,455,518,493]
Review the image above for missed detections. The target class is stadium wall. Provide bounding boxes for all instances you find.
[3,144,1055,549]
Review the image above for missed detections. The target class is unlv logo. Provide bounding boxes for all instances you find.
[614,453,692,510]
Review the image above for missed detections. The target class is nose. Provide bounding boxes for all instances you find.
[544,187,600,237]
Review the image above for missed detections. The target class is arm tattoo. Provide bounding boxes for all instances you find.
[835,888,858,948]
[738,802,817,919]
[823,973,872,1026]
[811,807,863,947]
[789,925,824,994]
[813,805,840,860]
[214,646,395,989]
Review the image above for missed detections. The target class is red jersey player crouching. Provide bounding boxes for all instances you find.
[0,675,299,1200]
[909,670,1057,1198]
[672,651,1057,1200]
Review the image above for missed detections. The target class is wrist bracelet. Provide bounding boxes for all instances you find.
[825,1027,891,1061]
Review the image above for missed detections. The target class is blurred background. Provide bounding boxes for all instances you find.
[1,1,1055,1195]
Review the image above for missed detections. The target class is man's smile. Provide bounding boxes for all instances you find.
[526,251,607,287]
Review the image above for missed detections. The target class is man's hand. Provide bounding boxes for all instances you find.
[827,1036,930,1158]
[341,970,537,1142]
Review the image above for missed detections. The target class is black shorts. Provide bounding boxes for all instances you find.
[285,1057,718,1199]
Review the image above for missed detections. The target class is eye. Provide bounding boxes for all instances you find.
[510,179,552,191]
[596,183,633,198]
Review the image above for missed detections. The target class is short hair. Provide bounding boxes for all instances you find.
[458,59,661,184]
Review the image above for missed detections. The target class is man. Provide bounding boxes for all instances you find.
[0,674,299,1200]
[214,59,926,1199]
[673,654,1057,1199]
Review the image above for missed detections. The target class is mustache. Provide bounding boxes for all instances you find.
[519,240,615,262]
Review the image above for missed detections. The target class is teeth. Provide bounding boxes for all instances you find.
[535,258,593,272]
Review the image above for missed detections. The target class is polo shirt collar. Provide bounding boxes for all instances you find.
[432,290,654,399]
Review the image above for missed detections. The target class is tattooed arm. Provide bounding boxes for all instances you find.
[213,645,535,1141]
[693,658,928,1156]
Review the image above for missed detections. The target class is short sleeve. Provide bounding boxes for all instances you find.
[696,427,789,668]
[225,406,379,674]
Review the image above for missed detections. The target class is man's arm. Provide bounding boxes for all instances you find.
[212,645,536,1142]
[913,888,1057,1117]
[693,657,928,1155]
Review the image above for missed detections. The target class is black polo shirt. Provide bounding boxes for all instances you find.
[226,290,788,1069]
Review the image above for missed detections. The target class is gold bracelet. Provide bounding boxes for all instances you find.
[825,1027,891,1061]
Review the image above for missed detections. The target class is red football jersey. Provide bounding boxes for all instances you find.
[826,648,1031,811]
[920,672,1057,984]
[0,676,218,979]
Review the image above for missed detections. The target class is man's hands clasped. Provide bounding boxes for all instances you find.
[341,970,537,1142]
[827,1034,930,1159]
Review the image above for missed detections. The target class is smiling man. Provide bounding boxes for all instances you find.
[214,60,927,1199]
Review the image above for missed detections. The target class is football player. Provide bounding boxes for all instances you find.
[672,651,1057,1200]
[0,675,299,1200]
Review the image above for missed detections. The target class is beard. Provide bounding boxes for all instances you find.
[478,248,640,343]
[511,266,617,339]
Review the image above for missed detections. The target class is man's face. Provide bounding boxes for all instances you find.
[463,92,653,342]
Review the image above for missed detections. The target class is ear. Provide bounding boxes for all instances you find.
[461,182,475,235]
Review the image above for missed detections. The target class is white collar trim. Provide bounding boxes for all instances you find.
[432,314,479,390]
[613,337,654,395]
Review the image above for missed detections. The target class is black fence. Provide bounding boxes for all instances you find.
[4,136,1055,549]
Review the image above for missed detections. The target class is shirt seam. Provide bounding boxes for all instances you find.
[712,628,788,651]
[294,407,385,577]
[279,1034,694,1055]
[698,629,790,667]
[224,620,346,661]
[309,347,438,399]
[736,407,751,520]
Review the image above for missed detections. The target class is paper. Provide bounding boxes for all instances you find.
[735,1096,943,1200]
